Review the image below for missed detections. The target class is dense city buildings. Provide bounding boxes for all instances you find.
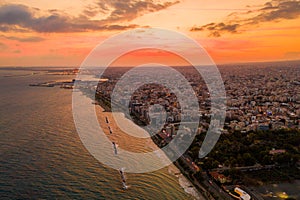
[91,61,300,199]
[96,62,300,134]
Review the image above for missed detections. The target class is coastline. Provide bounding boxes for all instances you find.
[168,164,204,200]
[94,104,206,200]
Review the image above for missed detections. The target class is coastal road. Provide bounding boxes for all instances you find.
[202,172,233,200]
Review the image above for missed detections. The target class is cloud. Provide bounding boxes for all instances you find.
[0,1,179,33]
[94,0,180,23]
[0,4,107,32]
[1,35,45,42]
[191,0,300,37]
[0,4,32,25]
[0,24,29,32]
[250,0,300,23]
[191,23,240,37]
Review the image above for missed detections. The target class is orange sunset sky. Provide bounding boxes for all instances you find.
[0,0,299,66]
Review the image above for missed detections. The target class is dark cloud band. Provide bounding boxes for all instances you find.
[191,0,300,37]
[0,0,179,33]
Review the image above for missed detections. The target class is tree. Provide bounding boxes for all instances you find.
[243,153,256,166]
[262,155,272,165]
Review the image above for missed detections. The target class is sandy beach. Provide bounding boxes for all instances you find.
[95,105,205,200]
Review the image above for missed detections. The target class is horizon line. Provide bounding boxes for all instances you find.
[0,59,299,68]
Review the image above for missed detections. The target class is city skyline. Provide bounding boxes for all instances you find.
[0,0,299,66]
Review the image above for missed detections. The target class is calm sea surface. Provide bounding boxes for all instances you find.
[0,68,194,199]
